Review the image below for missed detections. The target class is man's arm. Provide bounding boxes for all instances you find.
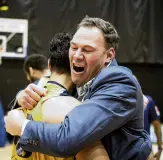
[42,96,110,160]
[152,120,162,150]
[76,141,109,160]
[152,120,162,160]
[152,111,162,160]
[18,69,137,157]
[147,96,162,160]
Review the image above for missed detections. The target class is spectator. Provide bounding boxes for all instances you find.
[23,54,50,84]
[144,95,162,160]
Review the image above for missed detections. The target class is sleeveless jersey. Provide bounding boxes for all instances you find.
[11,81,75,160]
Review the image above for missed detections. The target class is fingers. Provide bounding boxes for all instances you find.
[20,99,35,110]
[30,83,46,97]
[17,83,47,109]
[14,109,25,117]
[4,109,26,136]
[17,91,36,109]
[42,88,47,96]
[25,87,40,103]
[4,118,10,134]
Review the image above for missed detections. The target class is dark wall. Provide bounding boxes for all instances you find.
[0,59,28,112]
[1,0,163,63]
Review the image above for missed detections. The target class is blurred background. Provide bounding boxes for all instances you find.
[0,0,163,159]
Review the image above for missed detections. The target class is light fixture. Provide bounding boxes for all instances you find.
[0,0,9,11]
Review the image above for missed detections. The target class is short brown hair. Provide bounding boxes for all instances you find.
[78,16,120,50]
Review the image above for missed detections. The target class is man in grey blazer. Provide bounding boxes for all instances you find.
[5,16,152,160]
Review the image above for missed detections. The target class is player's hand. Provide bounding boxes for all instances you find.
[17,83,47,109]
[5,109,26,136]
[154,150,162,160]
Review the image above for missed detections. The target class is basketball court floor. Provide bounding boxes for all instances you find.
[0,144,162,160]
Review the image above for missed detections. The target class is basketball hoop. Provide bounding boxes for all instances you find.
[0,18,28,58]
[0,35,7,65]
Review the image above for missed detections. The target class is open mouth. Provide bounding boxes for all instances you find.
[73,64,84,73]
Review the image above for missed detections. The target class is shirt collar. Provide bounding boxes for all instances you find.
[76,60,113,101]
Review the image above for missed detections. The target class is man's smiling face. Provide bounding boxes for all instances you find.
[69,26,110,87]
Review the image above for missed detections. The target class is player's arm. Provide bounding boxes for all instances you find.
[42,96,110,160]
[76,141,109,160]
[152,119,162,150]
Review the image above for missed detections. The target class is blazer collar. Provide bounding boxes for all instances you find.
[110,58,118,67]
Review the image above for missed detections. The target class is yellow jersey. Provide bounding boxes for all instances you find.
[11,81,75,160]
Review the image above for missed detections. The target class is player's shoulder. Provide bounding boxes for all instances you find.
[43,96,80,109]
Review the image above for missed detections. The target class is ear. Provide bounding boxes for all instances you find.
[105,47,115,64]
[29,67,34,76]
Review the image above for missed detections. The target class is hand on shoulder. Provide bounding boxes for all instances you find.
[17,83,47,109]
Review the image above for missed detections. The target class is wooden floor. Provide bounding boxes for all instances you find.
[0,144,162,160]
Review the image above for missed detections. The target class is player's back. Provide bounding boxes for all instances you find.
[12,81,76,160]
[29,81,76,160]
[32,96,79,160]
